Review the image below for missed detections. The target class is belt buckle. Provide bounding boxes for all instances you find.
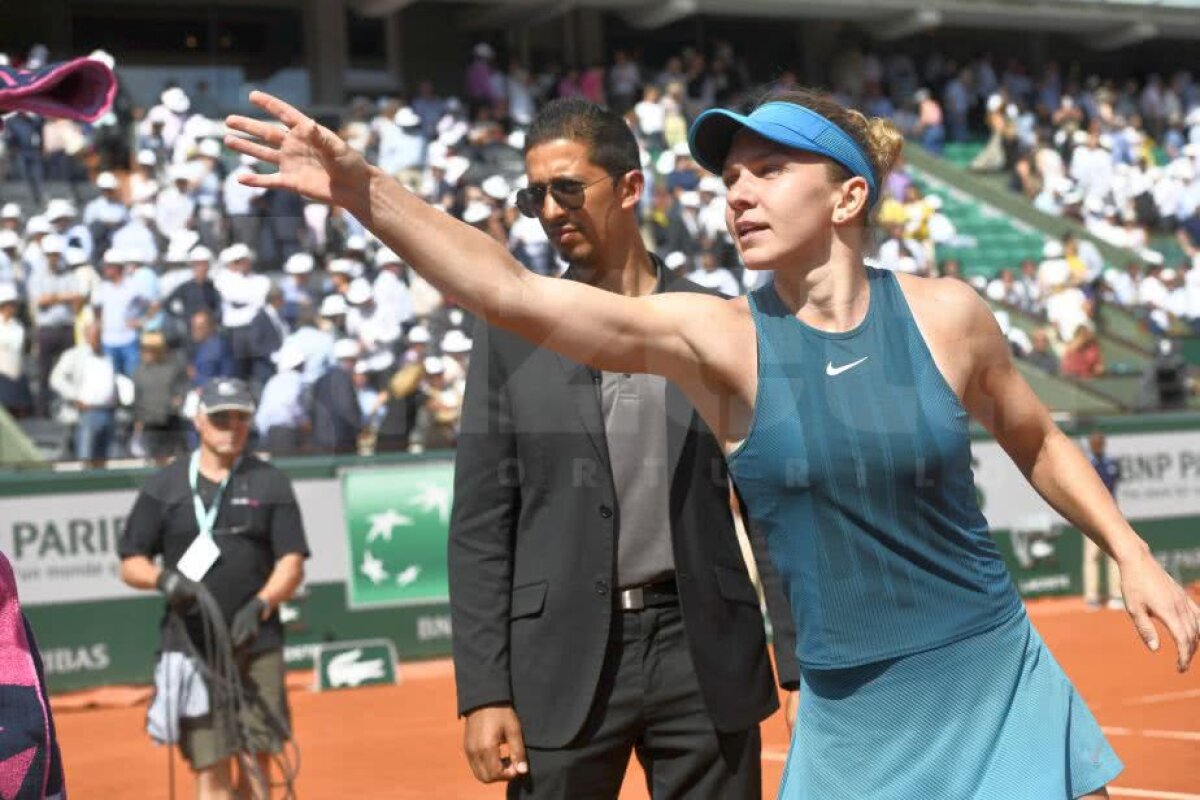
[619,586,645,611]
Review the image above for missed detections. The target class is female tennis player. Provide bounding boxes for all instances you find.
[225,87,1198,798]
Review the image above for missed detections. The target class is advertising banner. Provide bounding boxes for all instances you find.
[340,463,455,609]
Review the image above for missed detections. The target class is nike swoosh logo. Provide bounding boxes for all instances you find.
[826,356,869,376]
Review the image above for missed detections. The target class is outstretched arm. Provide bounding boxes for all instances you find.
[224,91,726,384]
[957,285,1199,672]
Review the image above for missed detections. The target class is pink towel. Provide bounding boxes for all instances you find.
[0,57,116,123]
[0,552,64,798]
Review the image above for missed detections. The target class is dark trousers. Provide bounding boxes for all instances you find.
[509,604,761,800]
[35,325,75,417]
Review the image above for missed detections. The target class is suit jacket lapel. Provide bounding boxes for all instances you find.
[665,380,690,481]
[662,273,698,482]
[554,352,611,465]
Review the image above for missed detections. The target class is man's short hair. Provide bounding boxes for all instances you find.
[525,98,640,178]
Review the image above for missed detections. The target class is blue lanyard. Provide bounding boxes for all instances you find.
[188,451,240,540]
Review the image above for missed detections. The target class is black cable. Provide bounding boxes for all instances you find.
[162,584,301,798]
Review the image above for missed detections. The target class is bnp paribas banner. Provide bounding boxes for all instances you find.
[973,430,1200,596]
[341,462,455,609]
[1,478,348,607]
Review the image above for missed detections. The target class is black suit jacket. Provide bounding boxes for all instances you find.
[448,268,798,749]
[310,367,360,452]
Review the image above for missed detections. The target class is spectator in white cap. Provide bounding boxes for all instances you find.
[662,250,689,277]
[0,231,27,289]
[129,150,161,205]
[20,216,51,277]
[311,338,362,454]
[380,105,426,192]
[123,248,163,331]
[1038,239,1070,288]
[326,257,357,296]
[481,175,511,204]
[143,87,189,151]
[353,359,388,428]
[92,246,149,377]
[192,139,224,198]
[224,153,267,248]
[372,248,415,332]
[256,342,310,455]
[341,234,369,271]
[84,172,129,251]
[27,234,83,416]
[0,282,32,416]
[155,164,197,240]
[986,268,1029,309]
[439,328,473,387]
[402,324,431,365]
[415,354,460,450]
[687,249,740,297]
[0,203,22,232]
[281,253,317,328]
[346,278,402,366]
[462,201,500,241]
[281,304,335,387]
[318,293,349,337]
[215,244,270,380]
[46,199,94,262]
[344,278,375,335]
[696,175,730,243]
[163,247,221,344]
[110,203,160,266]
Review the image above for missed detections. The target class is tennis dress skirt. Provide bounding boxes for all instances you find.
[780,609,1123,799]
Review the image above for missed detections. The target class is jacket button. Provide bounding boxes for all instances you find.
[598,504,613,519]
[594,580,609,596]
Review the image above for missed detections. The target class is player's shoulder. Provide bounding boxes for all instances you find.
[893,271,991,330]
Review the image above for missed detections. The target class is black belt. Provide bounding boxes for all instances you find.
[618,579,678,611]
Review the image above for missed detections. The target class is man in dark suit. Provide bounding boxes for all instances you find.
[310,338,361,454]
[449,98,797,799]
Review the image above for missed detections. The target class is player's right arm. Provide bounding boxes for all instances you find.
[224,92,742,393]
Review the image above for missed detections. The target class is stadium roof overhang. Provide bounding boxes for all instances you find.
[355,0,1200,44]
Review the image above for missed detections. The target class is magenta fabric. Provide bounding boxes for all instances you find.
[0,552,61,798]
[0,57,117,123]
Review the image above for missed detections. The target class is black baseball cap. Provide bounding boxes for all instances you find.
[197,377,255,415]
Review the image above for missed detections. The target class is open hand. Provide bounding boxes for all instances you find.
[224,91,374,219]
[1119,548,1200,672]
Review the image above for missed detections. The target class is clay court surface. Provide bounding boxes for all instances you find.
[55,596,1200,799]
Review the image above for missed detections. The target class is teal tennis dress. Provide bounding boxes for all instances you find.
[728,268,1122,799]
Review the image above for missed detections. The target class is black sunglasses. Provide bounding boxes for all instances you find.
[515,175,614,218]
[207,410,252,429]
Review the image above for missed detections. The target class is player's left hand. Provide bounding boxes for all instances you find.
[230,596,269,649]
[785,690,799,735]
[1119,547,1200,672]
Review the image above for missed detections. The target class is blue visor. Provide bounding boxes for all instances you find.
[688,102,879,208]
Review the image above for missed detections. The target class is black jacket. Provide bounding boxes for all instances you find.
[448,269,798,748]
[310,366,360,453]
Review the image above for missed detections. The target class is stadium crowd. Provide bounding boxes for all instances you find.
[1,41,1198,461]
